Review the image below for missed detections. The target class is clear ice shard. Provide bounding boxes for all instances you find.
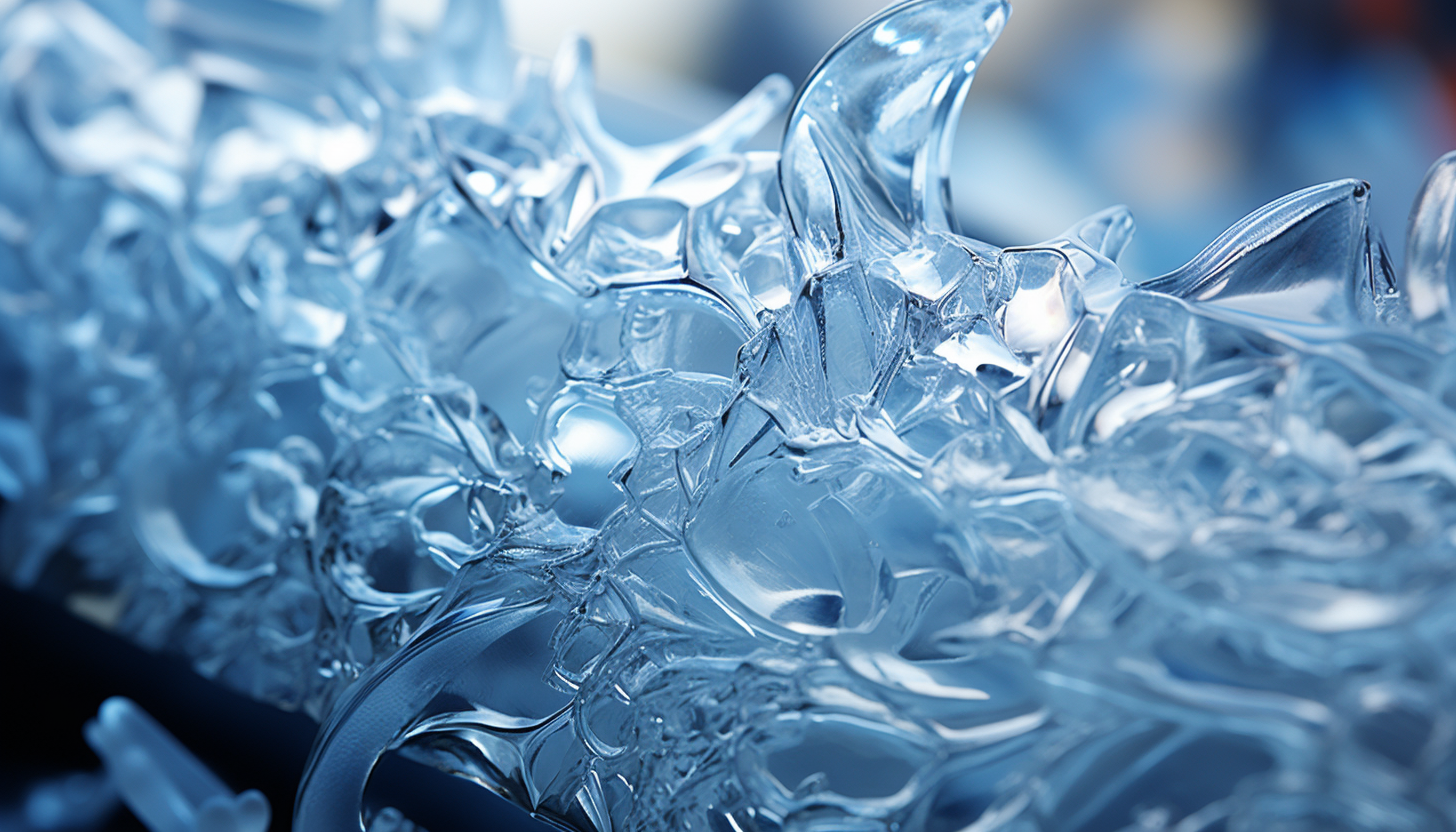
[3,0,1456,830]
[84,697,271,832]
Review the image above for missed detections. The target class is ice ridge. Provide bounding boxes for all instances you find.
[2,0,1456,830]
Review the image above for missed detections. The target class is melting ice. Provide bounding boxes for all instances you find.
[3,0,1456,830]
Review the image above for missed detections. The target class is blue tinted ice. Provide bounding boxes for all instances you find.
[3,0,1456,830]
[85,697,270,832]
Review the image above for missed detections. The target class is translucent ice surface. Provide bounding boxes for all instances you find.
[4,0,1456,830]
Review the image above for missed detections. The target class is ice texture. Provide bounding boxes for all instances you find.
[3,0,1456,830]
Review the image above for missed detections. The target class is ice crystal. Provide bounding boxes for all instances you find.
[3,0,1456,830]
[86,697,271,832]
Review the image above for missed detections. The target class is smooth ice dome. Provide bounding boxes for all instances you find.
[3,0,1456,830]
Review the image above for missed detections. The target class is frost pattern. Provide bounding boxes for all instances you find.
[3,0,1456,830]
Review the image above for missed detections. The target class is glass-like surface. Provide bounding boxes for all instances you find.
[2,0,1455,830]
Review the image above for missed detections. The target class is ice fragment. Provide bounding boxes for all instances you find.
[84,698,270,832]
[5,0,1456,830]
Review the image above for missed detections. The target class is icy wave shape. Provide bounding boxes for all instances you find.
[3,0,1456,830]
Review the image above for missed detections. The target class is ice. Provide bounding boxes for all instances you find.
[1407,151,1456,327]
[84,697,270,832]
[5,0,1456,830]
[780,0,1007,269]
[10,771,118,832]
[1137,179,1391,327]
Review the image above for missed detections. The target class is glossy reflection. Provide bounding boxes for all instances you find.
[4,1,1456,832]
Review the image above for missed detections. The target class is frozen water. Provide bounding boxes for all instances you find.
[12,771,117,831]
[85,697,270,832]
[3,0,1456,830]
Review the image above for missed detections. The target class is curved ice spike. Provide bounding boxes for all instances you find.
[295,580,559,831]
[551,37,793,200]
[1073,204,1136,262]
[779,0,1010,271]
[1405,150,1456,323]
[1138,179,1374,326]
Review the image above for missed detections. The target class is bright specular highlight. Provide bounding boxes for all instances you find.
[3,1,1456,830]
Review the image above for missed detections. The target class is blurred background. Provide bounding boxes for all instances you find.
[501,0,1456,276]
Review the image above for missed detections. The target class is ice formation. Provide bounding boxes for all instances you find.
[3,0,1456,830]
[85,698,271,832]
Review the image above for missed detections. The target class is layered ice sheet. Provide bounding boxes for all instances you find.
[4,0,1456,830]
